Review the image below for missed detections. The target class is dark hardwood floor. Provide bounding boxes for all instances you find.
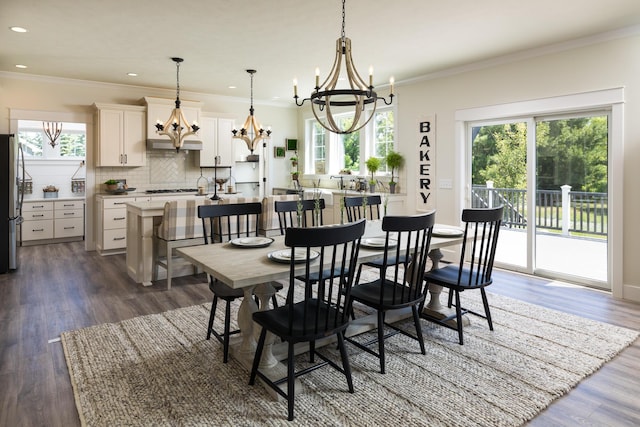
[0,242,638,426]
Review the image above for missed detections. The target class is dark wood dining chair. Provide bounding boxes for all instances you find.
[347,212,435,374]
[249,219,366,421]
[274,198,325,234]
[344,195,382,222]
[198,202,282,363]
[422,206,503,345]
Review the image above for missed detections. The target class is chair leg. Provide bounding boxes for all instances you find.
[454,290,464,345]
[206,295,218,340]
[249,327,267,386]
[271,294,279,308]
[480,288,494,331]
[336,332,354,393]
[447,287,454,308]
[166,241,173,290]
[287,341,295,421]
[309,340,315,363]
[152,236,159,281]
[412,305,426,355]
[377,310,386,374]
[223,300,232,363]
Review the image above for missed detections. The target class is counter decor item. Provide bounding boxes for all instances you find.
[365,157,381,192]
[43,185,59,198]
[385,150,404,194]
[71,160,86,195]
[104,179,119,191]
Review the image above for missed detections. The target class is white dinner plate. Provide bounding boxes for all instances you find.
[360,237,397,249]
[432,227,464,237]
[268,249,320,264]
[230,237,274,248]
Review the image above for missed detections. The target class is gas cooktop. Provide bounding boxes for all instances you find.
[145,188,198,194]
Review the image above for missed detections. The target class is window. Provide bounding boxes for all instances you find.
[305,109,394,176]
[17,120,86,159]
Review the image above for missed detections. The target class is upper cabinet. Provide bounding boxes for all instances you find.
[144,96,202,143]
[93,103,146,167]
[199,116,235,167]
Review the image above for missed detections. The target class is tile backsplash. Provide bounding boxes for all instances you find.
[95,150,207,192]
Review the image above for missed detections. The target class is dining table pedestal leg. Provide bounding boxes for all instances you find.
[236,287,258,358]
[422,248,470,328]
[252,282,279,369]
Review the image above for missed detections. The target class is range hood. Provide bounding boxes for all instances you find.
[147,139,203,150]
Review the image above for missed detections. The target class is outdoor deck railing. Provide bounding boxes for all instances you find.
[471,185,607,236]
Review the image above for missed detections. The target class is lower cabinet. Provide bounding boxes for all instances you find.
[96,197,132,253]
[21,200,85,245]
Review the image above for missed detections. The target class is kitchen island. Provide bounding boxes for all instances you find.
[125,200,167,286]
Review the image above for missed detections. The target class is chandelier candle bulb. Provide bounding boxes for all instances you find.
[315,68,320,88]
[390,77,394,96]
[293,78,298,97]
[369,66,373,87]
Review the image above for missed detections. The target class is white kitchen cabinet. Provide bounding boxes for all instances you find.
[21,199,85,244]
[93,103,146,167]
[54,200,84,239]
[199,116,235,167]
[144,97,201,143]
[96,197,130,253]
[21,201,54,242]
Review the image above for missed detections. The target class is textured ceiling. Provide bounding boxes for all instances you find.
[1,0,639,102]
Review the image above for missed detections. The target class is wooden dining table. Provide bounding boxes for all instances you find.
[177,221,466,369]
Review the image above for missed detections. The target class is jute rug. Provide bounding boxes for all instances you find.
[61,291,638,426]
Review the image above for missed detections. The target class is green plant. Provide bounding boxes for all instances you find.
[104,179,119,185]
[365,157,382,184]
[385,151,405,185]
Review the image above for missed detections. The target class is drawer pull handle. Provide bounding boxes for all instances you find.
[33,228,44,232]
[64,213,74,215]
[64,226,75,230]
[114,202,126,205]
[34,214,44,217]
[34,205,44,208]
[113,237,125,241]
[114,217,125,220]
[64,204,74,207]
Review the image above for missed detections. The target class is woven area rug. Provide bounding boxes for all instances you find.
[61,291,638,426]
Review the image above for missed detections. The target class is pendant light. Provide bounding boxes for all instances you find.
[154,57,200,152]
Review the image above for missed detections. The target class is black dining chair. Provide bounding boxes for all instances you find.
[344,195,382,222]
[249,219,366,421]
[274,198,325,234]
[422,206,503,345]
[198,202,283,363]
[347,212,435,374]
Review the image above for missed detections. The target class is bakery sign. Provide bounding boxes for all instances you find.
[416,115,435,212]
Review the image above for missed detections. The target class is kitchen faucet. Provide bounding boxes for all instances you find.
[330,175,345,190]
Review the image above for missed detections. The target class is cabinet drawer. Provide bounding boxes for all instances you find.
[55,208,84,219]
[103,228,127,249]
[23,202,53,212]
[55,200,84,210]
[55,218,84,238]
[103,208,127,229]
[24,210,54,221]
[22,220,54,240]
[103,198,131,209]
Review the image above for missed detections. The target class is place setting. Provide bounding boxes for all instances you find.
[229,236,274,248]
[267,248,320,264]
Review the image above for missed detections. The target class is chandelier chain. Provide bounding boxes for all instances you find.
[175,60,181,101]
[341,0,346,40]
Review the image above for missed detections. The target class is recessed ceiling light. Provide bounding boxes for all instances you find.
[15,64,27,69]
[127,72,138,77]
[10,26,28,33]
[228,85,236,89]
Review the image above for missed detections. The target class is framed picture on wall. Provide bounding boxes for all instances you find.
[274,146,286,158]
[286,138,298,151]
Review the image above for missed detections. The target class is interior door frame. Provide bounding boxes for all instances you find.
[454,88,624,297]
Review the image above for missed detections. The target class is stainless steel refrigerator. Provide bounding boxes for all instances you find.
[1,134,25,273]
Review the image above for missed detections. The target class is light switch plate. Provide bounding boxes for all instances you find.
[439,179,453,189]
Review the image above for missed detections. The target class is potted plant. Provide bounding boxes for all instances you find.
[385,150,405,194]
[289,156,298,167]
[291,171,299,181]
[365,157,381,192]
[104,179,119,191]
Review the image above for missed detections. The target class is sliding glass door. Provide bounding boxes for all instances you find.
[470,112,609,288]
